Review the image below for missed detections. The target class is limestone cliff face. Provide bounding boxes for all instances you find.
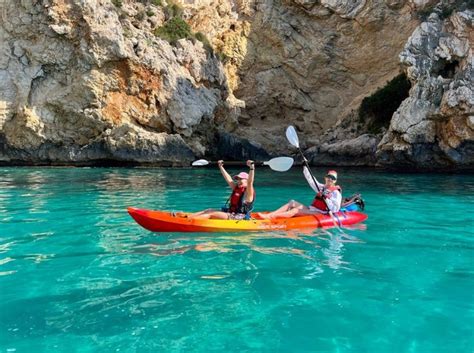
[377,9,473,169]
[0,0,237,165]
[180,0,419,152]
[0,0,472,169]
[182,0,472,169]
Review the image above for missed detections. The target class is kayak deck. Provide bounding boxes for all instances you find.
[127,207,368,233]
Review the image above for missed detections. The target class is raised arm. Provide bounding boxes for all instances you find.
[218,160,235,189]
[245,160,255,203]
[303,166,323,193]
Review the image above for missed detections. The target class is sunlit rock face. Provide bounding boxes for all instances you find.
[181,0,419,153]
[377,9,473,170]
[0,0,238,165]
[182,0,472,169]
[0,0,471,169]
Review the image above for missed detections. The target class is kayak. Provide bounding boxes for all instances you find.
[127,207,368,233]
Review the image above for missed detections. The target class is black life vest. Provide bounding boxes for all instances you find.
[311,185,342,211]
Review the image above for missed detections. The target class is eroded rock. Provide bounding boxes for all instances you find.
[377,9,473,169]
[0,0,237,165]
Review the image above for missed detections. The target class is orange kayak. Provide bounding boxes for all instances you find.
[127,207,368,233]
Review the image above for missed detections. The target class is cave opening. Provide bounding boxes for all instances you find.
[433,59,459,79]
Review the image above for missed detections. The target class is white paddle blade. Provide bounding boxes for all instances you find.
[286,125,300,148]
[191,159,210,166]
[263,157,294,172]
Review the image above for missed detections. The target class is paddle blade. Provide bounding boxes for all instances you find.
[286,125,300,148]
[263,157,294,172]
[191,159,209,166]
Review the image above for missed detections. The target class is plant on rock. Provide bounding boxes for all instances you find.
[358,73,411,134]
[154,16,192,42]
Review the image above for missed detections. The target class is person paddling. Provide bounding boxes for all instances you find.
[184,160,256,220]
[258,169,341,219]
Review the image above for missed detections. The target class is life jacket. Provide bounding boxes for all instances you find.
[228,185,255,215]
[311,185,342,211]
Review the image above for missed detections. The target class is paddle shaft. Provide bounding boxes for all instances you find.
[203,161,261,166]
[285,125,340,229]
[295,147,338,220]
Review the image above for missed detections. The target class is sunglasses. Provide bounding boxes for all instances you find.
[325,175,337,181]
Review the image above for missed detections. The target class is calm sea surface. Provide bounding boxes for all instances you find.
[0,167,473,352]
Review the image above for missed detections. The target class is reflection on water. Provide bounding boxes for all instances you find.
[122,227,360,274]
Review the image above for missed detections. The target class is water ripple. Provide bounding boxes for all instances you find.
[0,167,473,352]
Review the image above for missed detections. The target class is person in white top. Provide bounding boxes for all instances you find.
[257,168,342,219]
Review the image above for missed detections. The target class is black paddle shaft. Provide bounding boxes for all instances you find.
[207,161,258,166]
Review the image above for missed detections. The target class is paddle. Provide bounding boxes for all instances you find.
[285,125,341,228]
[192,157,294,172]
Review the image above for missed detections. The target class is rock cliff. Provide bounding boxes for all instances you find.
[0,0,472,169]
[377,8,473,170]
[0,0,238,165]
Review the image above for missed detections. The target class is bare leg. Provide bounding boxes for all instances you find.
[295,208,325,216]
[193,211,229,220]
[258,200,306,219]
[185,209,217,219]
[265,207,301,219]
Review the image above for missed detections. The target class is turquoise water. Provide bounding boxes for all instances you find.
[0,167,473,352]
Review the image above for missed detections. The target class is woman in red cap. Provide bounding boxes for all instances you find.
[184,160,256,220]
[258,168,341,219]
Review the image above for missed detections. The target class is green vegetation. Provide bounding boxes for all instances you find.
[358,73,411,134]
[154,4,211,51]
[154,19,222,58]
[134,0,163,5]
[164,2,183,18]
[154,16,192,42]
[135,11,146,21]
[146,10,155,16]
[151,1,230,61]
[123,28,132,38]
[194,32,212,52]
[216,51,229,63]
[114,0,163,8]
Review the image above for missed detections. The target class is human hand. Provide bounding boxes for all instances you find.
[322,190,332,199]
[217,160,224,167]
[247,160,255,169]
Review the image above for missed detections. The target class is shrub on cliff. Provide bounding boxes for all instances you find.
[152,2,225,59]
[154,18,215,56]
[164,2,183,19]
[194,32,213,52]
[154,17,192,42]
[358,73,411,134]
[134,0,163,5]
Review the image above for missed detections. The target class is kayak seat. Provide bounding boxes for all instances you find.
[341,193,365,212]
